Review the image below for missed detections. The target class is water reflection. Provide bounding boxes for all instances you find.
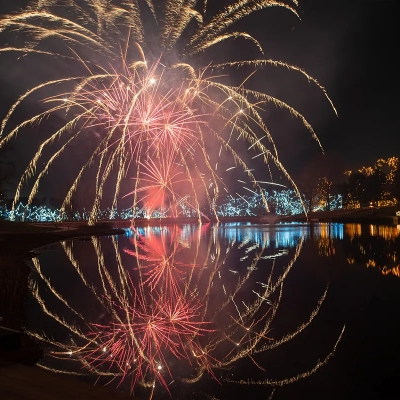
[344,224,400,278]
[25,223,344,399]
[345,223,400,241]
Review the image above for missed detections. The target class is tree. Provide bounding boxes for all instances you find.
[346,171,367,207]
[365,168,386,204]
[318,176,333,211]
[387,158,400,202]
[298,177,319,212]
[296,154,343,212]
[344,166,387,208]
[0,143,14,213]
[392,167,400,202]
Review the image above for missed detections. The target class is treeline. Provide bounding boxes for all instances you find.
[296,156,400,211]
[341,157,400,208]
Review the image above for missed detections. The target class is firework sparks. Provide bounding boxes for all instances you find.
[0,1,335,223]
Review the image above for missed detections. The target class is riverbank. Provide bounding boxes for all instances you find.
[0,220,125,256]
[285,205,399,224]
[113,206,400,225]
[1,203,399,238]
[0,222,137,399]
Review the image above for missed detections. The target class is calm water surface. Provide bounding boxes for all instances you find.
[24,223,400,399]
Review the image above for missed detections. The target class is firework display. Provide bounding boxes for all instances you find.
[0,1,335,223]
[26,224,344,398]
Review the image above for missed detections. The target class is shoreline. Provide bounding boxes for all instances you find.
[1,204,399,265]
[1,205,399,247]
[0,225,125,258]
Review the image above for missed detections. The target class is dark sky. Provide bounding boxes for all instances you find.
[286,0,399,172]
[219,0,399,174]
[0,0,399,189]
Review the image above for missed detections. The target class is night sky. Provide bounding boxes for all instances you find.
[0,0,399,187]
[220,0,400,173]
[284,0,399,172]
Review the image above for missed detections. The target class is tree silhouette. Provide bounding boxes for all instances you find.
[0,142,14,210]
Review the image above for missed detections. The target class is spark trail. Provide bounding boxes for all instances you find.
[0,1,335,223]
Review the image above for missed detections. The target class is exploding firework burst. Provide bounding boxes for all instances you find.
[0,0,335,223]
[26,225,344,398]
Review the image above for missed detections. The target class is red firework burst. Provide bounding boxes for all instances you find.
[124,152,193,217]
[84,288,214,393]
[70,60,206,156]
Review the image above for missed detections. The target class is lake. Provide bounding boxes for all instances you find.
[23,222,400,399]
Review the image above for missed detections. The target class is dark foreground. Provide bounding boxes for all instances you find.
[0,222,133,400]
[0,358,134,400]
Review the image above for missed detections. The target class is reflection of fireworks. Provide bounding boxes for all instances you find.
[26,225,344,398]
[84,290,214,392]
[124,227,197,295]
[0,1,335,223]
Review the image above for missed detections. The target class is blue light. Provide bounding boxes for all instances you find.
[0,190,342,222]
